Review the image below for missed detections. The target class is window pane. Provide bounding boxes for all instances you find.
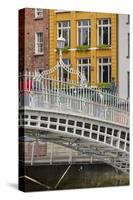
[103,66,108,82]
[83,28,88,45]
[63,68,68,81]
[59,59,70,81]
[99,58,102,63]
[63,21,69,27]
[99,27,102,45]
[83,59,88,64]
[78,59,81,64]
[38,44,43,53]
[58,22,62,27]
[63,59,69,65]
[110,27,111,45]
[37,33,43,42]
[109,65,111,82]
[103,27,108,44]
[36,32,43,53]
[98,20,102,25]
[89,28,91,45]
[78,29,82,45]
[99,66,101,82]
[63,29,68,46]
[83,66,88,81]
[78,66,81,72]
[36,9,43,18]
[103,58,108,63]
[58,29,62,37]
[83,20,88,26]
[103,19,109,24]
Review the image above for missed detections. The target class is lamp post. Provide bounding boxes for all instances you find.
[57,36,66,84]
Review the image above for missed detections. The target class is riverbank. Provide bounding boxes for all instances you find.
[19,163,129,192]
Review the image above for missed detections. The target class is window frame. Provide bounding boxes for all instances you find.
[97,19,111,46]
[97,57,111,83]
[77,58,91,83]
[57,59,71,82]
[77,20,91,46]
[35,32,44,55]
[35,8,43,19]
[57,21,70,47]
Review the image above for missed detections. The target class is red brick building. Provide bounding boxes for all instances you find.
[19,8,49,72]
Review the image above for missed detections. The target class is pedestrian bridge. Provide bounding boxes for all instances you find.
[19,71,130,174]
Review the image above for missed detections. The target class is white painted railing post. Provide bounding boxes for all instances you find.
[19,71,129,126]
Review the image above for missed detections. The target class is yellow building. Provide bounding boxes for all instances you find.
[49,10,118,86]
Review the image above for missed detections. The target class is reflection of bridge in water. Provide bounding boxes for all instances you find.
[19,71,130,174]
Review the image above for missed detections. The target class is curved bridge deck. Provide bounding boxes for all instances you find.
[19,73,130,174]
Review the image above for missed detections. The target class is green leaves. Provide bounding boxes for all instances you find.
[77,45,90,51]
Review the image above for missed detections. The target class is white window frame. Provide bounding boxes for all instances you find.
[57,59,71,82]
[57,21,70,47]
[35,32,44,55]
[35,8,43,19]
[97,19,111,46]
[98,57,111,83]
[77,20,91,46]
[77,58,91,83]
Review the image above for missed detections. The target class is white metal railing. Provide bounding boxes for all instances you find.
[19,71,129,126]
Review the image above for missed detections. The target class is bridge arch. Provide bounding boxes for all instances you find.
[19,107,129,174]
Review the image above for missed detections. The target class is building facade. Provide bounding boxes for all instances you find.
[49,10,118,87]
[19,8,49,72]
[118,14,130,99]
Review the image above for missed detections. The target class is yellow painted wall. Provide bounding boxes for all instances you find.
[49,10,118,85]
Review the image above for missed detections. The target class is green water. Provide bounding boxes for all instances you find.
[19,163,129,192]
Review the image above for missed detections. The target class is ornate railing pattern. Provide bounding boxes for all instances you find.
[19,71,129,126]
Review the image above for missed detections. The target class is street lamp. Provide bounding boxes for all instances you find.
[57,36,65,63]
[57,36,66,83]
[57,36,87,88]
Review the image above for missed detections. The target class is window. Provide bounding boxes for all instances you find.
[58,59,71,82]
[97,19,111,46]
[98,58,111,83]
[127,33,130,58]
[35,32,44,54]
[77,58,91,83]
[77,20,91,46]
[35,8,43,18]
[57,21,70,47]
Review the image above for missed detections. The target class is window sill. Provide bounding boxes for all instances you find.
[34,17,43,20]
[34,53,44,56]
[76,45,91,51]
[55,48,70,53]
[55,10,70,13]
[77,48,91,51]
[97,46,112,50]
